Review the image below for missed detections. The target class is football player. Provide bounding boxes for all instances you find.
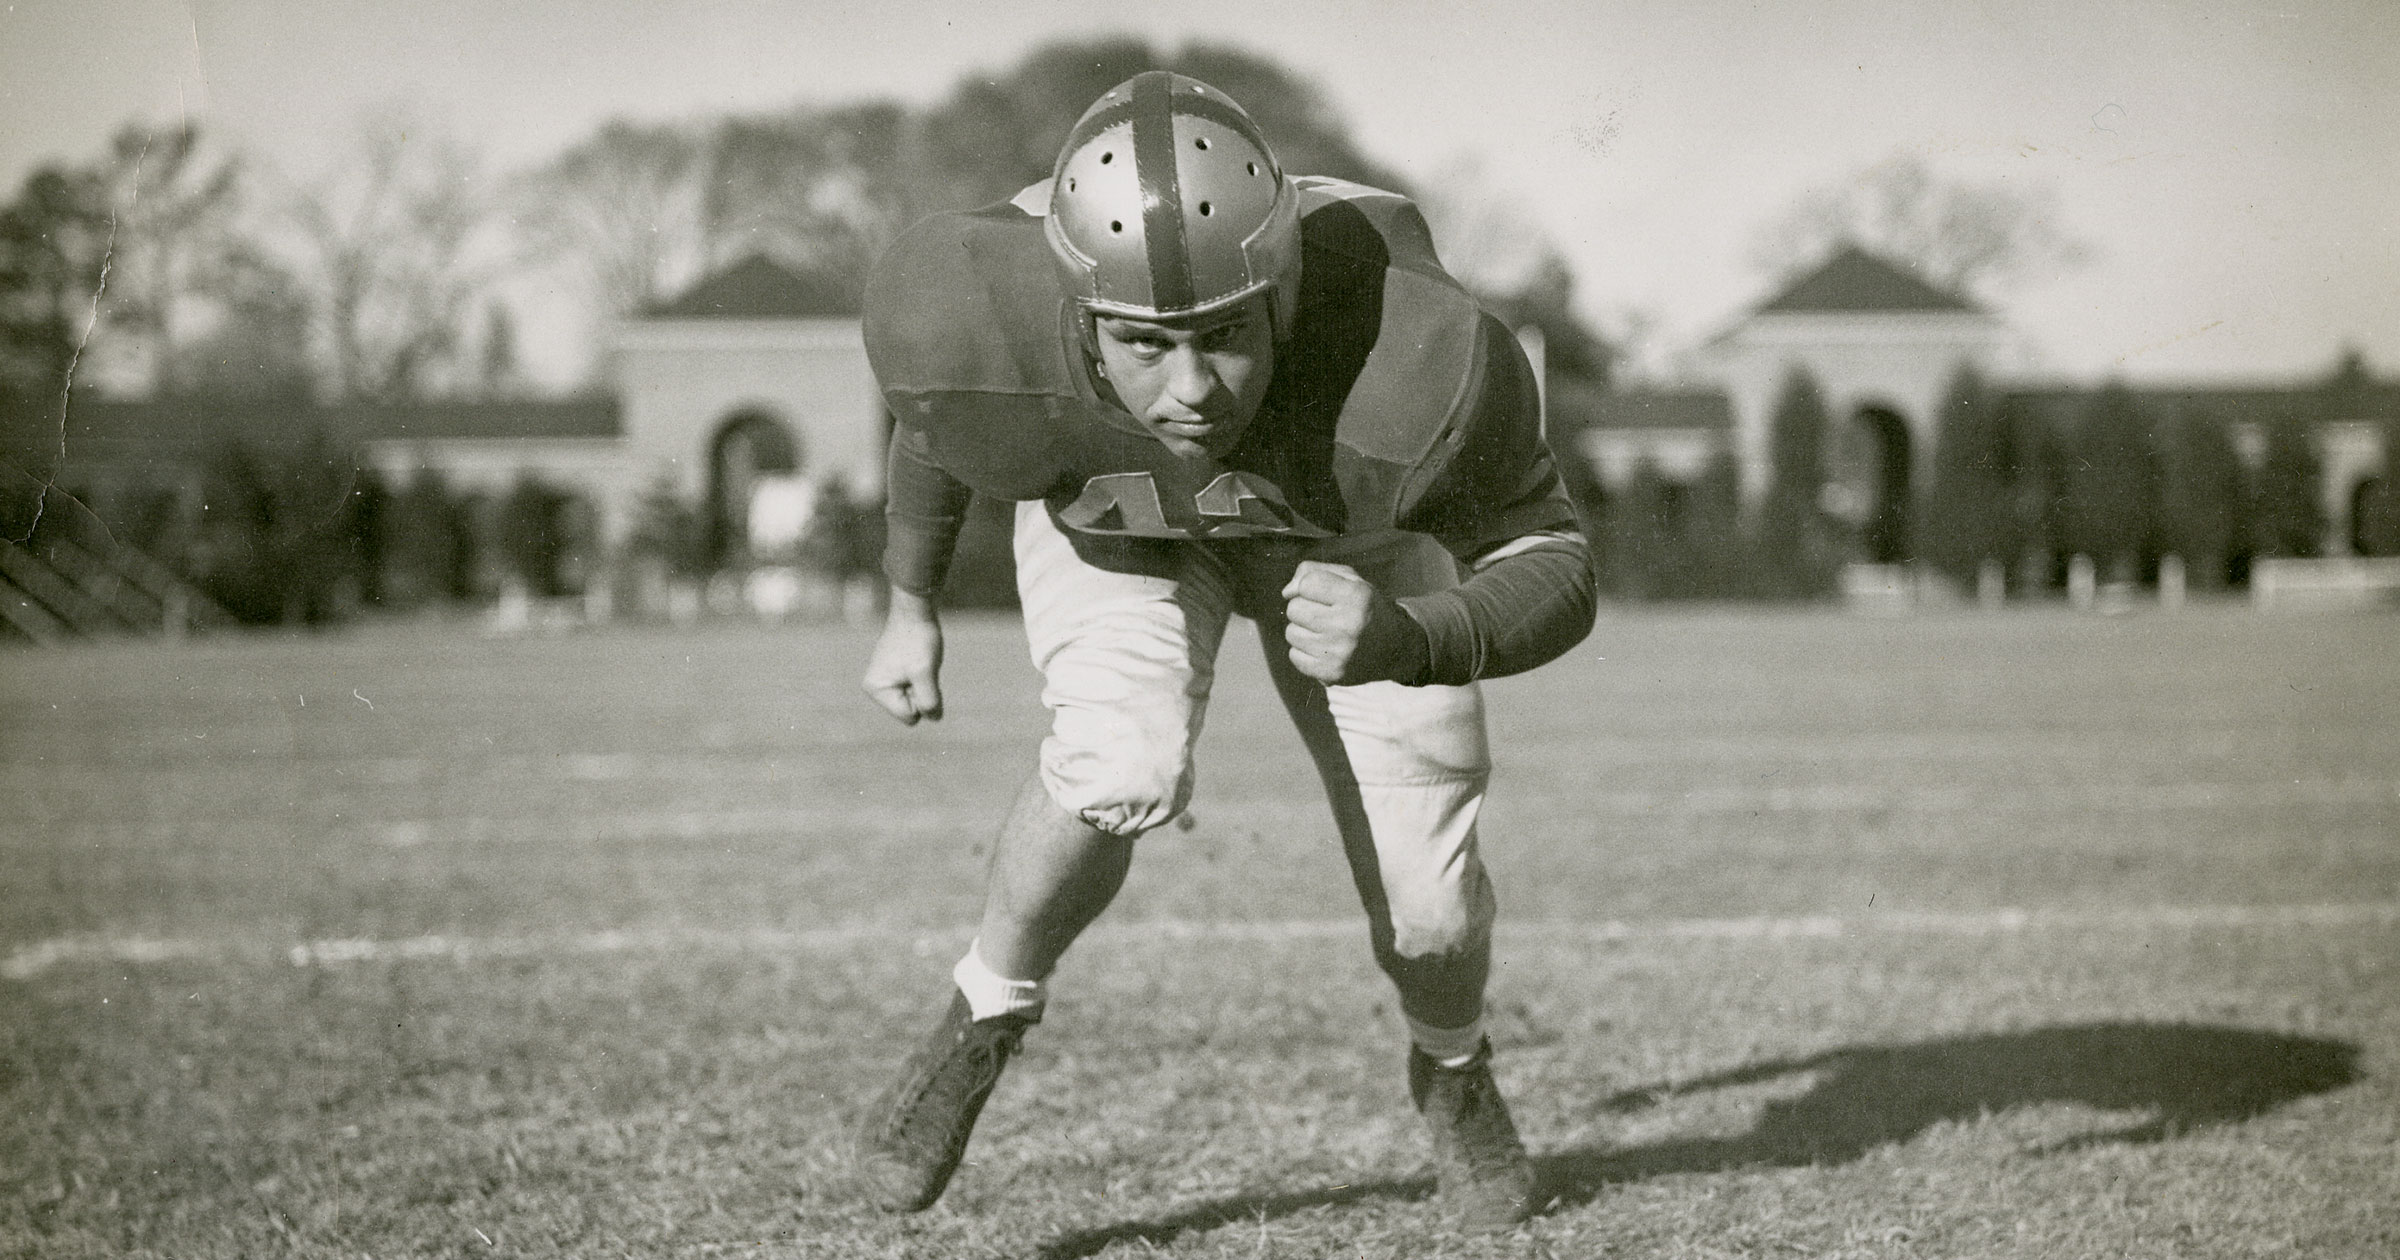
[852,71,1595,1229]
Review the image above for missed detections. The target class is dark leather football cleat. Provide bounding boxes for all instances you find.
[1409,1038,1538,1230]
[853,992,1035,1212]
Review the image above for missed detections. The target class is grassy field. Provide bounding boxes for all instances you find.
[3,605,2397,1258]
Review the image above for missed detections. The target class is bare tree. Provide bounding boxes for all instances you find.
[703,102,948,295]
[1750,155,2090,297]
[1414,155,1609,381]
[515,118,717,316]
[1414,156,1556,296]
[520,102,958,316]
[175,234,315,400]
[281,108,499,401]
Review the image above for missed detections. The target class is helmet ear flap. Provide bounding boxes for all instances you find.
[1270,270,1301,344]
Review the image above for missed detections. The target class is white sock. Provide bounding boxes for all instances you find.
[952,940,1046,1022]
[1407,1013,1487,1068]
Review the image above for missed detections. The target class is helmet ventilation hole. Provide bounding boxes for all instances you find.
[1198,201,1212,216]
[1100,152,1113,164]
[1195,137,1210,151]
[1067,178,1077,191]
[1110,221,1123,233]
[1246,162,1258,176]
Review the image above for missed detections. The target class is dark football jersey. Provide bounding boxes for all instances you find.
[864,177,1579,593]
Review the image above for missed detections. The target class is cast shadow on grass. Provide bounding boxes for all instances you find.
[1033,1021,2357,1258]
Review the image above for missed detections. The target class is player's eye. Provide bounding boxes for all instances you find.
[1200,319,1254,352]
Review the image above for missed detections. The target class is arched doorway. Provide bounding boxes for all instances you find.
[706,409,803,568]
[1830,405,1915,563]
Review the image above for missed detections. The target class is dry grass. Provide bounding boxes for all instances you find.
[3,606,2397,1257]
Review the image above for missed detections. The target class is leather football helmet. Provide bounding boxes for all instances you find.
[1044,71,1301,324]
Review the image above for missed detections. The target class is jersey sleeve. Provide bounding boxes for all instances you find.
[881,417,975,598]
[1392,311,1596,684]
[1399,311,1584,554]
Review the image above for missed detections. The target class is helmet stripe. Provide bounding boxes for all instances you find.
[1060,89,1263,161]
[1057,83,1268,173]
[1130,72,1196,313]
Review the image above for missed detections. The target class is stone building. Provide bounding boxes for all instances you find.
[30,255,889,614]
[16,245,2395,638]
[1571,246,2395,564]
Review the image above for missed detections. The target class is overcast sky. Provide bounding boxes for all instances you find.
[4,0,2394,388]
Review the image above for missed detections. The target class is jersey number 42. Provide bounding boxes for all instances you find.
[1058,470,1334,540]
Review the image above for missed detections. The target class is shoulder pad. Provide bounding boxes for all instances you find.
[1292,177,1446,277]
[862,200,1066,401]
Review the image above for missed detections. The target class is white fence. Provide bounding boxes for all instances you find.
[2251,557,2400,611]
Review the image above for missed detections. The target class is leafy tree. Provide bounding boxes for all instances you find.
[1599,454,1744,601]
[1676,449,1749,599]
[922,39,1409,209]
[1600,458,1671,600]
[350,465,393,606]
[3,122,309,507]
[84,122,250,395]
[498,474,580,597]
[2251,411,2325,559]
[2359,418,2400,557]
[1918,364,2013,586]
[2061,383,2159,581]
[1751,155,2090,299]
[2,123,257,406]
[2012,398,2079,591]
[193,428,366,624]
[365,467,480,608]
[625,473,710,580]
[2155,409,2245,586]
[0,163,112,485]
[1754,367,1838,598]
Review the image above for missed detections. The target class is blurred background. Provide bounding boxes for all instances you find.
[5,11,2398,1252]
[3,0,2396,638]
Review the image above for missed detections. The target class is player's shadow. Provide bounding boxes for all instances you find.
[1031,1021,2357,1258]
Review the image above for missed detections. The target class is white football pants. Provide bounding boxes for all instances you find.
[1013,501,1498,971]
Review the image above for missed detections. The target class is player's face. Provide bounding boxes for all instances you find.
[1093,297,1275,459]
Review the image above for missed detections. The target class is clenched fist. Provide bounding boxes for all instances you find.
[1280,560,1432,685]
[862,590,945,724]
